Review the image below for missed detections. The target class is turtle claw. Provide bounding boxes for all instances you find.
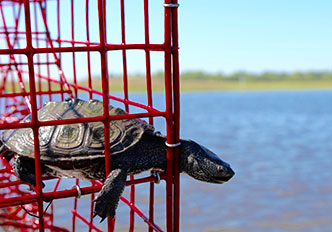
[99,216,106,223]
[93,194,116,221]
[93,206,107,223]
[92,210,104,223]
[92,168,127,222]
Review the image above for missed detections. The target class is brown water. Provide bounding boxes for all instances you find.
[3,90,332,231]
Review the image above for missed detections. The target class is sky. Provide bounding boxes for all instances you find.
[178,0,332,74]
[2,0,332,79]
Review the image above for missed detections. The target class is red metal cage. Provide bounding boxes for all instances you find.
[0,0,180,231]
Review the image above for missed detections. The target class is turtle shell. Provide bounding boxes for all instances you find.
[1,98,153,162]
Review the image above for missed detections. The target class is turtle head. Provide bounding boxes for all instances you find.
[180,140,234,184]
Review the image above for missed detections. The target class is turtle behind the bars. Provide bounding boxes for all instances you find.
[0,98,234,221]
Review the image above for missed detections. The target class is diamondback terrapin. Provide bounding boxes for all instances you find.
[0,98,234,221]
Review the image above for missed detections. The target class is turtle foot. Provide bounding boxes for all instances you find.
[93,192,116,222]
[30,182,46,191]
[13,156,46,190]
[92,168,127,223]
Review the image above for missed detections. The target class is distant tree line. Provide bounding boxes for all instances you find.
[176,71,332,81]
[108,71,332,81]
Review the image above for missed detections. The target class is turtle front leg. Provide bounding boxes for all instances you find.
[12,156,45,189]
[93,168,128,222]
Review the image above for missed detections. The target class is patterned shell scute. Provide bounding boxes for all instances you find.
[1,98,153,161]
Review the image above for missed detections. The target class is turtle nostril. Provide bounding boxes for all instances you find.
[226,167,235,178]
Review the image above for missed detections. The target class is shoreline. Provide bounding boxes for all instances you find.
[100,79,332,92]
[4,79,332,93]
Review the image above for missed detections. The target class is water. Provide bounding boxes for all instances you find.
[2,90,332,231]
[178,90,332,232]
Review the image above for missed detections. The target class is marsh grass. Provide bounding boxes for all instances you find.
[3,78,332,93]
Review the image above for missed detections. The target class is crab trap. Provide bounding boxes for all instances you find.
[0,0,180,231]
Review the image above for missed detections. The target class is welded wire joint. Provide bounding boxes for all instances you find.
[163,3,180,8]
[72,185,82,199]
[165,141,181,148]
[152,172,161,184]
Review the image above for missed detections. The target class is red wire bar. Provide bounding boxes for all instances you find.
[120,197,164,232]
[71,209,104,232]
[0,173,166,207]
[0,44,166,55]
[0,0,181,231]
[0,90,71,98]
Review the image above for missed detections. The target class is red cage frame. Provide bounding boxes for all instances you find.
[0,0,180,231]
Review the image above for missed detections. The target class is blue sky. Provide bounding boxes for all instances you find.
[3,0,332,79]
[178,0,332,74]
[35,0,332,77]
[43,0,332,77]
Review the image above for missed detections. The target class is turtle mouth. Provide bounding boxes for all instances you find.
[212,167,235,183]
[213,175,233,183]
